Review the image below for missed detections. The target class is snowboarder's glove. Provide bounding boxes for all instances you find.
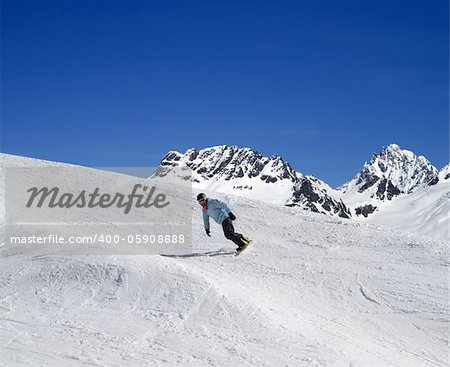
[228,212,236,221]
[205,229,211,237]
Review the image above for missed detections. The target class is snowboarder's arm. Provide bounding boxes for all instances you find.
[216,200,232,215]
[202,212,210,231]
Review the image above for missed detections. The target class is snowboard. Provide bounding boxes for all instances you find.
[235,240,251,256]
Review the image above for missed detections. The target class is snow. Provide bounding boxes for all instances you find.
[332,178,450,242]
[193,174,294,205]
[0,153,77,234]
[368,181,450,241]
[0,154,448,366]
[439,164,450,181]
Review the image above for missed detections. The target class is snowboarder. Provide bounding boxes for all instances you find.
[197,193,250,252]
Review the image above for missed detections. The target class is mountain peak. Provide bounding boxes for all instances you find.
[383,143,401,152]
[339,144,439,216]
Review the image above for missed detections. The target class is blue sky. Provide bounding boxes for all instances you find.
[1,0,448,186]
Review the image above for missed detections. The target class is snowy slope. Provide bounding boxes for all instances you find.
[0,153,79,242]
[368,178,450,241]
[0,155,448,367]
[439,163,450,181]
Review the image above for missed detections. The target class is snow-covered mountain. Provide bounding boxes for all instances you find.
[160,145,351,218]
[158,144,449,241]
[337,144,439,217]
[339,144,439,195]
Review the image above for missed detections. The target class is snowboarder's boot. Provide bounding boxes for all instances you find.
[236,235,251,253]
[240,235,250,245]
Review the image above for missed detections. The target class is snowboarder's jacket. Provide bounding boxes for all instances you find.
[202,199,232,231]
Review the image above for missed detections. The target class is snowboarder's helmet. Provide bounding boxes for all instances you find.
[196,193,206,201]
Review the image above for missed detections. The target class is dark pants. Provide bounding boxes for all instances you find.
[222,218,244,247]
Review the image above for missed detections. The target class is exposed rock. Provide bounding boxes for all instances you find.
[355,204,377,217]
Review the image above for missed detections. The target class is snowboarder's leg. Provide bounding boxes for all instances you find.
[222,218,246,247]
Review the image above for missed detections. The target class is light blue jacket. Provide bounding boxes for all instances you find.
[202,199,232,230]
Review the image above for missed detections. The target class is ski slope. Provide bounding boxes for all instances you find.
[368,181,450,241]
[0,184,448,366]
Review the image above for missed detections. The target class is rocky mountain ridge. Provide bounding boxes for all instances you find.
[159,144,447,220]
